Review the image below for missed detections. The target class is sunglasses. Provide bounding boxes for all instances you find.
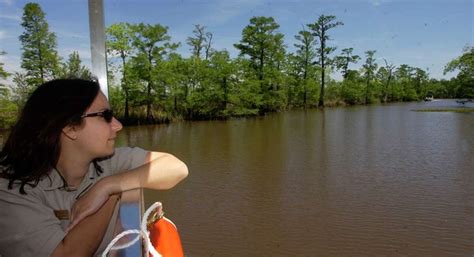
[81,109,114,123]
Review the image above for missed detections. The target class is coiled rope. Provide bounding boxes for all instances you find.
[102,202,163,257]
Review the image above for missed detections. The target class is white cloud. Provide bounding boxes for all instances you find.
[54,29,88,40]
[370,0,381,6]
[0,0,15,6]
[0,54,20,70]
[369,0,395,7]
[0,13,21,22]
[0,29,19,41]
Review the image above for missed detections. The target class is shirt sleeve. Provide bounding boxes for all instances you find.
[108,147,148,174]
[0,186,66,257]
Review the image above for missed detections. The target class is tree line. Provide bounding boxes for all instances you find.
[1,2,473,129]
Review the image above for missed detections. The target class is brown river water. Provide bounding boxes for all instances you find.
[116,100,473,256]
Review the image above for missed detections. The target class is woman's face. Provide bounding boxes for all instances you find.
[74,92,123,159]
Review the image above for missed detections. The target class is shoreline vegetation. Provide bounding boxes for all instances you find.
[1,3,473,130]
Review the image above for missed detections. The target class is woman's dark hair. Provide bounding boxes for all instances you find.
[0,79,103,194]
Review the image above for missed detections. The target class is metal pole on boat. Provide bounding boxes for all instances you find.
[88,0,109,99]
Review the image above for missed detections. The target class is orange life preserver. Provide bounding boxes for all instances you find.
[147,207,184,257]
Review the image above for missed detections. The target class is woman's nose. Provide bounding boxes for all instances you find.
[111,117,123,131]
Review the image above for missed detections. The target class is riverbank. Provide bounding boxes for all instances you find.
[1,98,473,131]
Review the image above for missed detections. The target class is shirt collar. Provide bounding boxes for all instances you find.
[38,164,98,191]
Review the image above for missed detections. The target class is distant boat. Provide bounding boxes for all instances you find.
[424,95,434,101]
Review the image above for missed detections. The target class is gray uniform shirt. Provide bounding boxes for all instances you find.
[0,147,147,257]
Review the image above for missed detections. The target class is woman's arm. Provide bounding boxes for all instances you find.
[52,194,120,257]
[69,151,188,229]
[109,151,189,192]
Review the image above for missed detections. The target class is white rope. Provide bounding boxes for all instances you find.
[102,202,163,257]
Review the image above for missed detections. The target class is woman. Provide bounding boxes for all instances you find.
[0,79,188,256]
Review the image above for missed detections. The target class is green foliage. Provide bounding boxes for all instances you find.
[0,51,11,102]
[376,59,395,103]
[234,16,286,112]
[100,17,466,125]
[234,16,285,74]
[159,53,187,116]
[0,98,18,129]
[334,48,360,80]
[186,25,213,60]
[444,46,474,98]
[0,51,9,80]
[290,29,318,108]
[106,22,135,119]
[307,14,344,107]
[207,51,237,115]
[340,79,364,105]
[325,81,342,105]
[107,23,133,59]
[362,50,378,104]
[394,64,418,101]
[129,22,179,121]
[59,51,92,79]
[444,47,474,77]
[227,78,262,116]
[0,61,18,128]
[19,2,60,86]
[403,87,418,101]
[11,72,34,107]
[4,3,471,128]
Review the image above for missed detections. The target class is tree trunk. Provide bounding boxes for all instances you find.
[223,76,228,108]
[365,78,370,104]
[319,36,325,108]
[384,74,392,103]
[146,81,152,120]
[121,55,129,119]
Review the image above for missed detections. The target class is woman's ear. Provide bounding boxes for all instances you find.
[62,125,78,140]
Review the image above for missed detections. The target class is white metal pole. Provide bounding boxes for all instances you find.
[88,0,109,98]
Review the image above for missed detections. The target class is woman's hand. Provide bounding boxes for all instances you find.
[68,179,115,231]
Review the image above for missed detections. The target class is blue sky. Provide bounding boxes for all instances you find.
[1,0,472,83]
